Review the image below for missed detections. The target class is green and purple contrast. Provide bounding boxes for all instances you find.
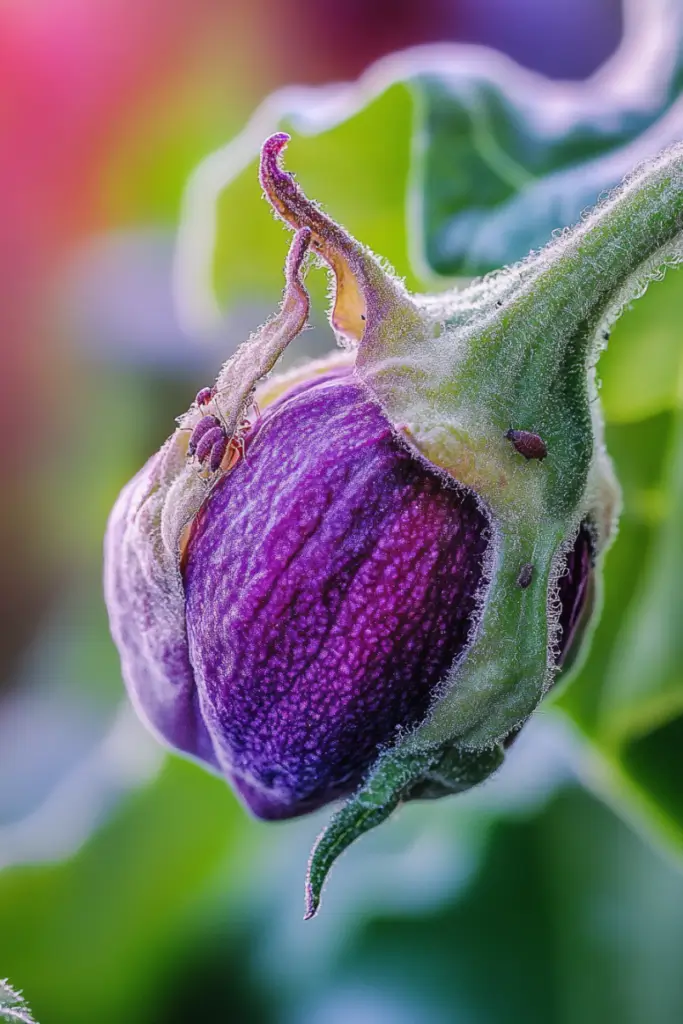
[105,132,683,917]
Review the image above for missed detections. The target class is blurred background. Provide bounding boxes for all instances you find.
[6,1,683,1022]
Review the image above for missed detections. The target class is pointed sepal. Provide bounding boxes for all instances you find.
[305,742,504,918]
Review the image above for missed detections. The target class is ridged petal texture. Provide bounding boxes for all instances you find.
[183,374,490,819]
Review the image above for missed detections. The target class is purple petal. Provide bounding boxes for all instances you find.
[182,375,490,819]
[104,454,219,769]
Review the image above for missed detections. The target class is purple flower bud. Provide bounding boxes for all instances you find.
[182,370,490,818]
[107,374,592,822]
[105,135,597,831]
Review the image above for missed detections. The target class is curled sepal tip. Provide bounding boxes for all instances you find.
[259,132,420,350]
[165,225,312,560]
[304,743,504,919]
[210,225,312,437]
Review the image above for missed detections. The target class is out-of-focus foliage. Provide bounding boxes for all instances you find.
[3,0,683,1022]
[0,759,265,1024]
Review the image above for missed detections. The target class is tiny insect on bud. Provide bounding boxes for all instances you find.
[187,414,220,456]
[208,434,229,472]
[196,386,216,407]
[195,426,225,466]
[517,563,534,589]
[505,428,548,461]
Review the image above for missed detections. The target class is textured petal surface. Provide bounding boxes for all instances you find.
[104,454,219,768]
[183,375,490,818]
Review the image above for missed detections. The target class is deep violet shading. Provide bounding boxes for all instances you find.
[557,522,594,662]
[183,374,490,819]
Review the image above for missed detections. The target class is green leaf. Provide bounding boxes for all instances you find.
[0,758,262,1024]
[599,411,683,742]
[557,411,675,731]
[558,408,683,853]
[412,73,683,277]
[598,275,683,423]
[328,786,683,1024]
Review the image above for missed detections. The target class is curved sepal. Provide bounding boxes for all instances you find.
[259,133,425,355]
[168,225,313,555]
[305,742,504,918]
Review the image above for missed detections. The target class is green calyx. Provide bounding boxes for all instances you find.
[258,136,683,917]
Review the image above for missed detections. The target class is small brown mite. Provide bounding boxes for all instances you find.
[505,428,548,461]
[517,563,534,589]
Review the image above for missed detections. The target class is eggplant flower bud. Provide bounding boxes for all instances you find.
[105,133,683,917]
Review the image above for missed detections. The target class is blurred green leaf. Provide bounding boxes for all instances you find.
[598,276,683,423]
[284,787,683,1024]
[600,411,683,742]
[101,70,250,227]
[412,74,683,277]
[558,408,683,852]
[557,411,676,731]
[0,758,261,1024]
[410,37,683,421]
